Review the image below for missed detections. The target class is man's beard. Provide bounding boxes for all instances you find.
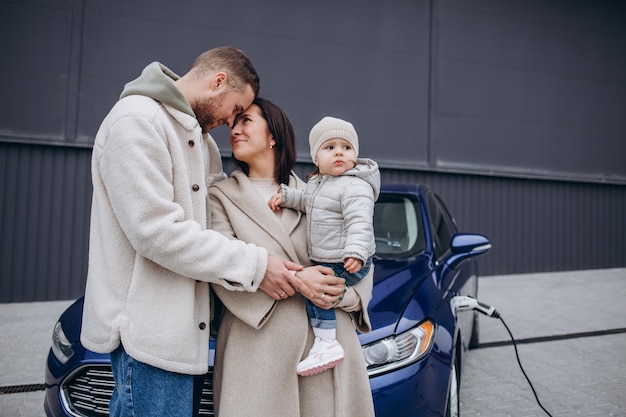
[193,92,225,133]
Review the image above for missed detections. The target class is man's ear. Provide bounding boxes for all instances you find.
[212,72,227,90]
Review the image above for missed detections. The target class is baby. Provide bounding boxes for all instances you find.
[269,116,380,376]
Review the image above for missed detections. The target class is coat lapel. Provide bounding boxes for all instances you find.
[226,171,304,262]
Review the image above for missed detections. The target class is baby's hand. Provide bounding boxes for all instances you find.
[268,192,283,212]
[344,257,363,274]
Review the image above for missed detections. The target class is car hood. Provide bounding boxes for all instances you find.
[360,255,432,344]
[60,297,84,343]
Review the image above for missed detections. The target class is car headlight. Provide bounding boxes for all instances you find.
[362,320,435,377]
[51,321,75,365]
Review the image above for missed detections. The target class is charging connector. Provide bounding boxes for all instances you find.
[450,295,500,318]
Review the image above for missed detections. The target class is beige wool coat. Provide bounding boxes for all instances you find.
[209,170,375,417]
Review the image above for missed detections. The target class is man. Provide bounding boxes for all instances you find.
[80,47,313,416]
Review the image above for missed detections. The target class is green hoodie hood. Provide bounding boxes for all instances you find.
[120,62,194,118]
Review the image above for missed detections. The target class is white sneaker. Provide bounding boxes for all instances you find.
[297,337,345,376]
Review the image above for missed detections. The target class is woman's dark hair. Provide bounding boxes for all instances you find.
[232,97,297,184]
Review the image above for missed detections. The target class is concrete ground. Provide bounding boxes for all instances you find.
[1,267,625,416]
[460,268,626,417]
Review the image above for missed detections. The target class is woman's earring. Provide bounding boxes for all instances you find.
[269,144,274,149]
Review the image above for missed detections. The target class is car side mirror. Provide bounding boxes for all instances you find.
[445,233,492,270]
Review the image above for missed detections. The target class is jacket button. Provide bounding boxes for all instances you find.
[199,322,206,330]
[188,140,195,147]
[192,184,200,192]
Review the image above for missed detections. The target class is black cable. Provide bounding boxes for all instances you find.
[499,316,554,417]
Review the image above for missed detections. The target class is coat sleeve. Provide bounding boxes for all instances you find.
[98,115,267,291]
[279,183,306,212]
[341,178,376,262]
[345,264,373,333]
[208,186,277,329]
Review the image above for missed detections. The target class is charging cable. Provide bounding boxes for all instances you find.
[451,295,554,417]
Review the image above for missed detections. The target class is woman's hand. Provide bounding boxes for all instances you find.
[259,256,309,300]
[295,265,346,309]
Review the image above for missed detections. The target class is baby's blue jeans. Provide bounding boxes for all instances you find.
[305,257,372,329]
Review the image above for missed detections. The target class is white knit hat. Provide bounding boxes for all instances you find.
[309,116,359,163]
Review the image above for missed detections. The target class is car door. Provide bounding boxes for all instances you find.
[427,191,462,291]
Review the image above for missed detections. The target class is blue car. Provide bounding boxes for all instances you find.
[44,183,491,417]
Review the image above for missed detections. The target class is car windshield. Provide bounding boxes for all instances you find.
[374,193,425,258]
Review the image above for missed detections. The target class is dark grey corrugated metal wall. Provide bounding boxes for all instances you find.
[2,147,624,302]
[1,0,625,302]
[0,143,92,301]
[385,170,626,275]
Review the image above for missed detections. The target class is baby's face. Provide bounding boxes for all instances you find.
[315,138,357,176]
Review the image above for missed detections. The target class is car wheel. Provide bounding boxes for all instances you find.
[445,346,461,417]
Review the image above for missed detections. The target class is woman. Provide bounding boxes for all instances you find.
[209,98,375,417]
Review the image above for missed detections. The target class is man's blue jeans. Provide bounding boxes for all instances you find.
[109,345,194,417]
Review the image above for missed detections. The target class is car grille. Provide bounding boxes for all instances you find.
[60,364,214,416]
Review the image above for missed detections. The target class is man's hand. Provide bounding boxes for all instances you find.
[259,256,310,300]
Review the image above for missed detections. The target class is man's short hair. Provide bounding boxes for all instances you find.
[192,46,260,95]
